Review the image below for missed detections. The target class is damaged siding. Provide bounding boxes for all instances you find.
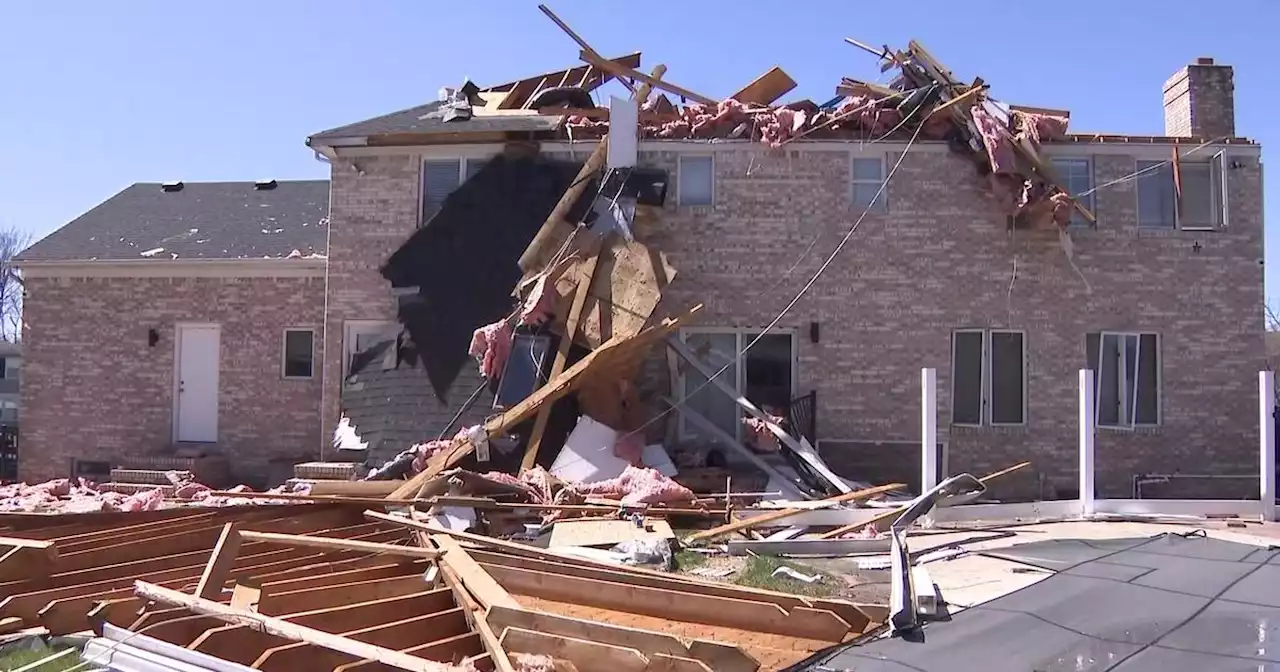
[21,275,326,483]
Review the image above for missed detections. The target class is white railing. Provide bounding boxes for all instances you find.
[916,367,1277,523]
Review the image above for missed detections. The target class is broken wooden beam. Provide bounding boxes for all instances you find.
[194,523,241,600]
[579,50,717,105]
[730,66,797,106]
[683,483,905,544]
[236,532,439,559]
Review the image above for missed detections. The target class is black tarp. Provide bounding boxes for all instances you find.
[381,154,592,401]
[791,533,1280,672]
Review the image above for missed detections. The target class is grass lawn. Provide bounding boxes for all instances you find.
[734,555,835,598]
[0,646,81,671]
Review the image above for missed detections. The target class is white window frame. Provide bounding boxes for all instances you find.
[850,154,887,212]
[1094,331,1162,429]
[951,328,1027,427]
[677,154,715,207]
[1135,153,1229,231]
[1049,156,1094,227]
[280,328,315,380]
[342,320,397,377]
[420,156,491,226]
[676,327,799,442]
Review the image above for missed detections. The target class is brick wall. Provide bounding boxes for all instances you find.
[321,153,493,455]
[21,275,325,484]
[324,140,1264,500]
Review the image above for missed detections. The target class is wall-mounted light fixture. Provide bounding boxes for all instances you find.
[809,321,820,344]
[148,328,159,348]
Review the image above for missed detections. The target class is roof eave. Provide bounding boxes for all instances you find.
[17,257,327,279]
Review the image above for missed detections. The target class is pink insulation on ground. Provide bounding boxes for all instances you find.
[0,476,309,513]
[572,466,696,505]
[469,321,512,379]
[410,425,480,474]
[510,654,556,672]
[613,430,646,464]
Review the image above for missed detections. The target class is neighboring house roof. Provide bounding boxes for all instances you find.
[308,101,564,143]
[18,180,329,262]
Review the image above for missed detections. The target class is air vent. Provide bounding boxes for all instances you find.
[161,181,184,193]
[254,179,278,191]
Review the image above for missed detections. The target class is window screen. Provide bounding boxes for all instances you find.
[421,159,462,225]
[1137,161,1176,229]
[990,331,1024,424]
[283,330,314,378]
[678,156,713,206]
[952,331,984,425]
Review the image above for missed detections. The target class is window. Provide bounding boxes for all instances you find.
[1087,332,1160,428]
[678,329,795,441]
[1050,158,1094,226]
[851,156,886,211]
[282,329,315,379]
[678,155,713,206]
[951,329,1026,426]
[1137,153,1228,230]
[342,321,397,377]
[420,157,491,226]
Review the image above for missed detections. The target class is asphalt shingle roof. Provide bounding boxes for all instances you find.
[19,180,330,262]
[307,101,564,143]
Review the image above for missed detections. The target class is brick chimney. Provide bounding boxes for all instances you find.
[1162,57,1236,138]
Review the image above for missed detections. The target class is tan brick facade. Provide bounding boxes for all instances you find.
[1164,59,1236,139]
[320,139,1264,500]
[20,274,326,484]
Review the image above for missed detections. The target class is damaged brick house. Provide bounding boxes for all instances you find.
[308,55,1263,500]
[14,52,1265,499]
[16,181,329,484]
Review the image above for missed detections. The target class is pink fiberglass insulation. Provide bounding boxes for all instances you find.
[1012,110,1069,144]
[971,104,1016,174]
[469,320,512,380]
[572,466,696,505]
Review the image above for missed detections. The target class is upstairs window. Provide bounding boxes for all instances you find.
[282,329,315,379]
[1137,153,1228,230]
[678,155,714,206]
[1050,157,1094,226]
[952,329,1026,426]
[851,156,886,211]
[421,159,462,225]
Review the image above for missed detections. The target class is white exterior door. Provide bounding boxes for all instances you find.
[175,324,220,443]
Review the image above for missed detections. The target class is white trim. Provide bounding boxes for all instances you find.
[676,154,715,207]
[281,328,316,380]
[173,322,221,444]
[328,138,1259,161]
[18,258,325,279]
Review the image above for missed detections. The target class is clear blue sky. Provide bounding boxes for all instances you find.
[1,1,1274,296]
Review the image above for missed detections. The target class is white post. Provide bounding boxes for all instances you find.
[1261,371,1276,522]
[921,368,938,494]
[1079,369,1095,517]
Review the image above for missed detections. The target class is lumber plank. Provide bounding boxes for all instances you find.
[684,483,905,543]
[487,606,756,672]
[258,574,430,615]
[0,546,51,582]
[237,531,437,559]
[548,518,674,548]
[333,631,486,671]
[814,462,1030,539]
[730,66,797,106]
[368,510,872,629]
[255,609,469,672]
[516,61,667,274]
[647,654,714,672]
[388,305,699,499]
[195,523,241,600]
[537,5,635,94]
[500,626,650,671]
[578,51,715,105]
[482,563,852,641]
[304,480,402,497]
[432,534,519,610]
[522,255,599,471]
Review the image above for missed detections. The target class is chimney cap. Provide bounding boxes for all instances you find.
[1196,57,1216,65]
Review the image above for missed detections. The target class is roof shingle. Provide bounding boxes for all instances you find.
[307,101,564,143]
[18,180,330,262]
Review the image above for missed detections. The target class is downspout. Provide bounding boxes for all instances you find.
[315,148,333,463]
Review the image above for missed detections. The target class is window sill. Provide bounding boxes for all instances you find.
[679,204,714,213]
[949,424,1029,436]
[1098,425,1162,435]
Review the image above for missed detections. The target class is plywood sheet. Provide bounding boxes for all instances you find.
[549,519,674,549]
[730,66,797,106]
[558,239,676,350]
